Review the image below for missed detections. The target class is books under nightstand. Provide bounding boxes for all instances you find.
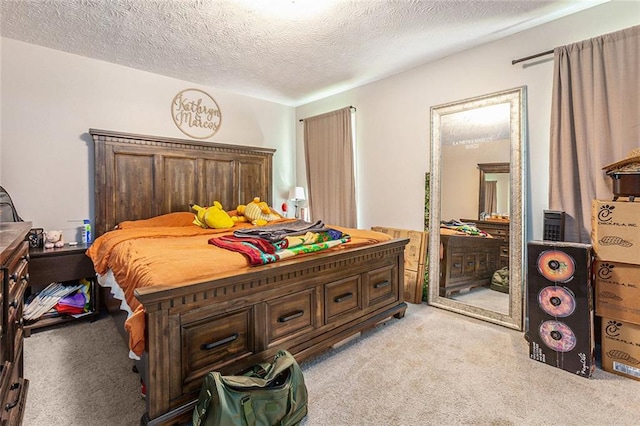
[25,243,100,336]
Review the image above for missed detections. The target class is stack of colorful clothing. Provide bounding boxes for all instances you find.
[55,291,87,315]
[210,220,351,265]
[440,219,490,237]
[24,279,91,321]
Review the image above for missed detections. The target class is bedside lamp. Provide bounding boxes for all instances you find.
[288,186,306,219]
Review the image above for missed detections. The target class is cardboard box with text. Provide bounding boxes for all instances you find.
[591,200,640,266]
[601,317,640,381]
[595,260,640,325]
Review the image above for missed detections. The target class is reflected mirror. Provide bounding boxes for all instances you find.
[428,86,526,330]
[478,162,510,220]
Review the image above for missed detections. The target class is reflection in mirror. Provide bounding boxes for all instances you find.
[428,87,526,330]
[478,162,510,220]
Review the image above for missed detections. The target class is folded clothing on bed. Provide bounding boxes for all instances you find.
[232,219,329,242]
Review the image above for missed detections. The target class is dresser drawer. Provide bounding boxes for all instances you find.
[364,264,397,309]
[266,289,317,347]
[463,253,478,274]
[324,275,362,323]
[475,252,489,274]
[1,377,28,426]
[181,307,254,389]
[6,286,26,365]
[448,254,464,278]
[3,242,28,281]
[485,226,507,236]
[1,358,28,426]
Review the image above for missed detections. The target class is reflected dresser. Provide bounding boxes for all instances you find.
[462,219,510,269]
[439,234,502,297]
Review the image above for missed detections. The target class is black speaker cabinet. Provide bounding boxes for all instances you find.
[527,241,595,377]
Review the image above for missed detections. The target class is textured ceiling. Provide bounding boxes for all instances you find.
[1,0,607,106]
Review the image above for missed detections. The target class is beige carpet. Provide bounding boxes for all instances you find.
[449,286,510,314]
[24,304,638,425]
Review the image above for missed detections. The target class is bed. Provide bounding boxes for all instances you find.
[87,129,408,425]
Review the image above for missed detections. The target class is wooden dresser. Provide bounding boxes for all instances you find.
[462,219,510,269]
[439,234,501,297]
[0,222,31,425]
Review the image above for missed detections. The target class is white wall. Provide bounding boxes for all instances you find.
[295,1,639,240]
[0,39,296,241]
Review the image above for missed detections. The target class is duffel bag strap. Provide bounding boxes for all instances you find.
[193,389,212,426]
[241,396,256,426]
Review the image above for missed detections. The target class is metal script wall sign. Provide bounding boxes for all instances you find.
[171,88,222,139]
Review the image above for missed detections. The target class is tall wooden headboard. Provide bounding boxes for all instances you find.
[90,129,275,237]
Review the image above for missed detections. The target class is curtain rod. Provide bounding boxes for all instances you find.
[512,49,554,65]
[298,106,356,122]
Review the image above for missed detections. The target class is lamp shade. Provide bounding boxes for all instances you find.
[289,186,306,201]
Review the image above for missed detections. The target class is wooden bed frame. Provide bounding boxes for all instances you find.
[89,129,408,425]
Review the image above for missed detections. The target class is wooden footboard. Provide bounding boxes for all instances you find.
[139,238,408,425]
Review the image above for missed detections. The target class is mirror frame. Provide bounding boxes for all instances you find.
[428,86,526,330]
[478,162,510,218]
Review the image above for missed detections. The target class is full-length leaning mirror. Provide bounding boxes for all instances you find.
[428,86,526,330]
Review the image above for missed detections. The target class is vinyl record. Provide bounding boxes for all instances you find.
[536,250,576,283]
[539,320,576,352]
[537,286,576,317]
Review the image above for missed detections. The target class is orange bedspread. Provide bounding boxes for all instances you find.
[86,218,391,355]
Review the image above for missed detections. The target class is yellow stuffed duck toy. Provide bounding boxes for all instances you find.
[232,197,281,226]
[191,201,234,229]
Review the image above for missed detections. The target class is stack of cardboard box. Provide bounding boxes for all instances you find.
[591,199,640,381]
[371,226,428,304]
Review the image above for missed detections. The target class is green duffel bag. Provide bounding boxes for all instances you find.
[192,350,308,426]
[490,266,510,293]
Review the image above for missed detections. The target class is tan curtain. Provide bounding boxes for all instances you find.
[485,181,497,215]
[549,25,640,243]
[304,107,356,227]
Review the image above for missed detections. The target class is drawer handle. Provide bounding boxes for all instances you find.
[278,310,304,323]
[9,300,18,309]
[200,333,238,351]
[374,280,390,289]
[467,261,474,266]
[453,263,461,268]
[21,253,30,261]
[5,382,21,411]
[334,292,353,303]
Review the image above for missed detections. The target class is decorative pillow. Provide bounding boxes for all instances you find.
[117,212,196,229]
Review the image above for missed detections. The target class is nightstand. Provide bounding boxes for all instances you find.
[25,243,99,336]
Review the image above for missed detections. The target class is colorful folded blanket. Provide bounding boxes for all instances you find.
[210,229,350,265]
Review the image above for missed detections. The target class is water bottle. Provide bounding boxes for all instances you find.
[83,219,92,244]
